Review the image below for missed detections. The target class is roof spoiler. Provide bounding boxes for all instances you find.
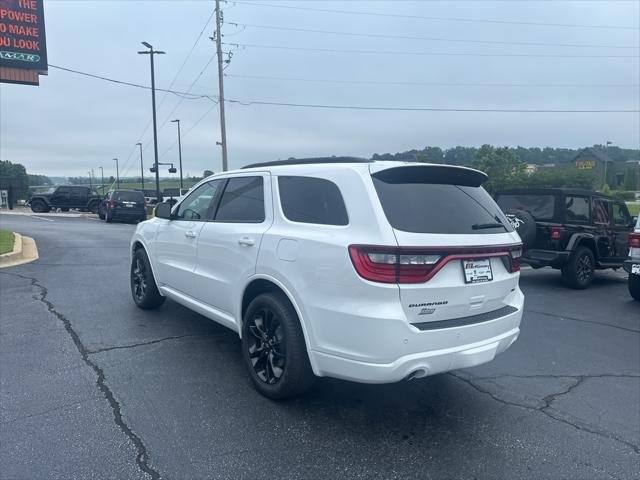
[371,164,488,187]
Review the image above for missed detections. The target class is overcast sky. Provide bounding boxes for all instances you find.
[0,0,638,178]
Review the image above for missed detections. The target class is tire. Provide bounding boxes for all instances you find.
[130,248,165,309]
[562,246,595,289]
[88,201,99,214]
[629,274,640,301]
[241,292,314,400]
[504,209,536,249]
[30,200,50,213]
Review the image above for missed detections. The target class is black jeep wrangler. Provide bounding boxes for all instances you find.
[29,186,101,214]
[495,188,636,289]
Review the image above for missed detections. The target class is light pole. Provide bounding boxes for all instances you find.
[87,171,93,190]
[98,166,104,195]
[136,142,144,190]
[113,158,120,188]
[138,42,165,203]
[171,119,184,189]
[603,141,612,189]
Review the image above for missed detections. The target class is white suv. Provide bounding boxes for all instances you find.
[130,158,524,399]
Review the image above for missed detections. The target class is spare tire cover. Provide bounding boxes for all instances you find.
[504,209,536,249]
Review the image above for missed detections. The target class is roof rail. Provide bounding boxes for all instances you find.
[242,156,373,169]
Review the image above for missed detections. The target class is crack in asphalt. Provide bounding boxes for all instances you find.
[449,372,640,455]
[525,308,640,334]
[1,271,161,480]
[87,334,216,355]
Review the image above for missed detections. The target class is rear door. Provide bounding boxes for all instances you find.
[113,191,145,214]
[611,201,632,260]
[370,165,521,325]
[154,180,223,296]
[194,173,272,320]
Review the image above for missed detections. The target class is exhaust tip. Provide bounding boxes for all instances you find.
[405,369,428,381]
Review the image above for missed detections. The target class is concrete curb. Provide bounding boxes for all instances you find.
[0,233,39,268]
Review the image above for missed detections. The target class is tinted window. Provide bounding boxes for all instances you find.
[215,177,265,223]
[113,191,144,202]
[496,194,555,221]
[372,175,513,234]
[55,187,70,194]
[278,176,348,226]
[612,203,631,226]
[175,181,221,221]
[593,199,610,224]
[565,195,590,223]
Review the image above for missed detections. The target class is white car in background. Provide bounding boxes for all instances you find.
[129,158,524,399]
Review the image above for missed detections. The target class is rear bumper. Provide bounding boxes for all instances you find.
[309,290,524,384]
[109,209,146,218]
[522,249,570,268]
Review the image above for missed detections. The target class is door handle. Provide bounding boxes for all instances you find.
[238,237,255,246]
[185,231,197,239]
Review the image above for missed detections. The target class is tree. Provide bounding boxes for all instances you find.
[27,174,52,186]
[0,160,29,200]
[468,145,526,194]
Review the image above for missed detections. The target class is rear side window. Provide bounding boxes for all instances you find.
[612,203,631,226]
[113,191,143,202]
[565,195,590,223]
[215,176,265,223]
[278,176,348,226]
[593,198,610,224]
[372,171,513,234]
[496,194,555,221]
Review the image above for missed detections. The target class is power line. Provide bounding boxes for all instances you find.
[231,1,640,30]
[225,98,639,113]
[225,42,640,58]
[226,73,640,88]
[159,103,218,160]
[227,22,639,50]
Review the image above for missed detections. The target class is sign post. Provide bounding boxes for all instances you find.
[0,0,48,86]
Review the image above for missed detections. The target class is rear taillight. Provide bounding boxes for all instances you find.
[550,227,563,240]
[509,248,522,273]
[108,200,115,209]
[143,201,147,210]
[630,233,640,248]
[349,246,440,283]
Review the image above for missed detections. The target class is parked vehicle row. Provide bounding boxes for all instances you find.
[98,190,147,223]
[129,158,525,399]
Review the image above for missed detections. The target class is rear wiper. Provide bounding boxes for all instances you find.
[472,222,506,230]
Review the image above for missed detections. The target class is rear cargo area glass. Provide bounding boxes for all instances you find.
[372,174,512,234]
[114,191,144,202]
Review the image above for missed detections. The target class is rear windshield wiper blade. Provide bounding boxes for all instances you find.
[472,222,507,230]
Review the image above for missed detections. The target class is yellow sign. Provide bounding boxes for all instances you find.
[576,161,595,170]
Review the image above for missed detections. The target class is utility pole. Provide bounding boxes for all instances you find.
[87,171,93,190]
[171,119,184,189]
[136,142,144,190]
[98,166,104,195]
[139,42,166,202]
[214,0,228,171]
[113,158,120,188]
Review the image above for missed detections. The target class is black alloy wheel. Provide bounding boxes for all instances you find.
[130,248,165,309]
[246,307,287,385]
[242,292,314,399]
[562,246,595,289]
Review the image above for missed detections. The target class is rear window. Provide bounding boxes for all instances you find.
[278,176,348,226]
[372,170,513,234]
[496,194,555,221]
[113,191,144,202]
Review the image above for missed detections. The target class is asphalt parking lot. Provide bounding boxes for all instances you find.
[1,212,638,480]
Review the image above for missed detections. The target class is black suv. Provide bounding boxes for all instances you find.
[29,186,101,213]
[98,190,147,223]
[495,188,636,289]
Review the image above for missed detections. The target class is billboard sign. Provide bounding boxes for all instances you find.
[0,0,47,84]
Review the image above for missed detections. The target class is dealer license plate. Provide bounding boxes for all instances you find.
[463,258,493,284]
[632,264,640,275]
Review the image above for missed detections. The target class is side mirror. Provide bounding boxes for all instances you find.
[155,202,173,220]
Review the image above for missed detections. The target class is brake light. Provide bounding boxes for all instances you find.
[349,246,440,283]
[630,233,640,248]
[550,227,563,240]
[108,200,115,209]
[509,248,522,273]
[143,201,147,210]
